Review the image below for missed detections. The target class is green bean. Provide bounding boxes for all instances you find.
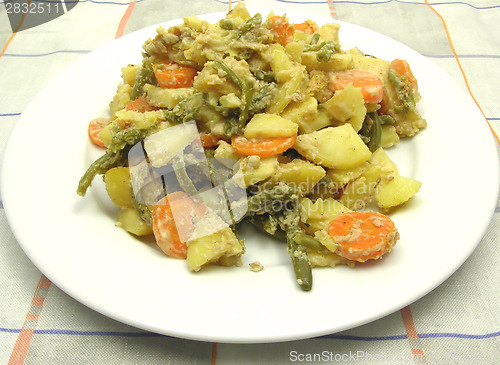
[172,153,198,197]
[219,19,233,30]
[310,33,320,45]
[288,236,313,291]
[238,13,262,37]
[238,83,254,131]
[367,113,382,152]
[132,194,153,225]
[284,209,313,292]
[130,62,154,100]
[316,42,341,62]
[378,114,395,125]
[388,70,416,113]
[213,60,243,89]
[108,126,155,153]
[303,40,341,61]
[275,192,313,291]
[77,149,128,197]
[224,116,240,138]
[249,83,277,114]
[248,214,284,240]
[164,92,205,124]
[293,232,326,252]
[212,60,254,135]
[254,70,274,82]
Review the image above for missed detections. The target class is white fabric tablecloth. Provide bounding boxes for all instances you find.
[1,1,499,363]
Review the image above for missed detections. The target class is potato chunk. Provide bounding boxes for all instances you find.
[144,84,195,109]
[375,175,421,209]
[244,113,298,139]
[241,156,278,187]
[294,124,372,169]
[270,159,326,194]
[322,84,367,132]
[116,207,153,236]
[280,97,319,134]
[299,197,350,235]
[105,167,133,208]
[187,227,244,272]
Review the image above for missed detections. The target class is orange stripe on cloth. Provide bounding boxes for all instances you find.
[327,0,338,19]
[8,275,52,365]
[211,342,218,365]
[400,306,426,360]
[400,306,418,339]
[424,0,500,146]
[115,1,136,39]
[0,0,33,59]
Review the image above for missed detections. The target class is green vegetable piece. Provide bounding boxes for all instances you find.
[132,195,154,226]
[212,60,254,135]
[219,19,233,30]
[108,126,155,154]
[387,70,416,114]
[367,113,382,152]
[249,83,277,114]
[164,92,205,124]
[359,113,382,152]
[254,70,274,82]
[77,149,128,197]
[130,62,154,100]
[248,214,284,240]
[293,232,326,252]
[238,13,262,36]
[244,183,313,291]
[172,153,199,197]
[310,33,320,45]
[304,40,341,62]
[284,209,313,292]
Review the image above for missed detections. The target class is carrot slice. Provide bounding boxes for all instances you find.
[328,211,399,262]
[152,192,208,259]
[391,59,418,90]
[153,61,198,89]
[88,118,111,148]
[231,135,297,158]
[125,96,160,113]
[294,21,318,35]
[200,133,222,149]
[267,15,294,45]
[330,70,384,104]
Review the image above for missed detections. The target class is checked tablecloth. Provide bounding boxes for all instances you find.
[1,0,499,364]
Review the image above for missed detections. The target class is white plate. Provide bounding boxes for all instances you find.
[2,12,499,343]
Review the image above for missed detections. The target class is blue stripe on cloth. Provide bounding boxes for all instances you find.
[322,331,500,341]
[332,0,500,10]
[0,113,21,117]
[34,329,162,337]
[420,331,500,340]
[321,333,408,341]
[0,0,146,5]
[2,50,91,57]
[1,326,499,339]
